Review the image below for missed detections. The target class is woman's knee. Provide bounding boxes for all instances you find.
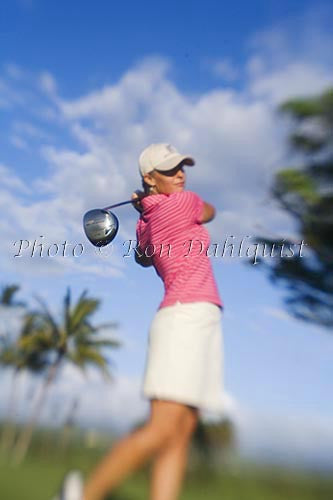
[147,421,176,449]
[147,399,199,446]
[176,407,199,445]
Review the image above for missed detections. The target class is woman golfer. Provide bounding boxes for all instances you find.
[58,143,224,500]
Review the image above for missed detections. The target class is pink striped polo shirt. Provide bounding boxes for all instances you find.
[136,190,223,311]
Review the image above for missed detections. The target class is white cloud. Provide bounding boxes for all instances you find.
[0,305,26,343]
[0,17,332,281]
[234,405,333,470]
[48,365,148,432]
[210,58,239,81]
[0,364,148,433]
[0,163,31,193]
[0,13,332,468]
[0,77,24,109]
[12,120,52,140]
[263,306,293,322]
[1,361,332,469]
[39,71,57,96]
[9,135,28,150]
[246,8,333,104]
[0,357,242,435]
[60,57,171,121]
[249,62,333,104]
[4,63,24,80]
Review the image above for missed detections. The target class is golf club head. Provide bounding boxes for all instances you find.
[83,209,119,247]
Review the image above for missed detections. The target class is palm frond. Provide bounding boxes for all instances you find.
[70,298,100,333]
[90,321,119,332]
[21,312,47,337]
[0,347,18,366]
[0,285,25,307]
[86,339,121,348]
[18,330,54,351]
[64,287,71,336]
[68,346,113,381]
[33,294,61,342]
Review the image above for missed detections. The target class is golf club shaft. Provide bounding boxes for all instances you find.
[103,199,134,211]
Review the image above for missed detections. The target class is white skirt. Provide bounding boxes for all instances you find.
[141,301,225,415]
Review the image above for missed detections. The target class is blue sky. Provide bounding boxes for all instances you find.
[1,0,333,469]
[1,1,319,90]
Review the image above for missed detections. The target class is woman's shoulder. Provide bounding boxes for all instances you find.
[169,190,202,206]
[169,190,199,200]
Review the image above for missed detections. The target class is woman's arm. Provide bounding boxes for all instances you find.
[131,191,153,267]
[200,202,216,223]
[135,250,153,267]
[131,190,145,214]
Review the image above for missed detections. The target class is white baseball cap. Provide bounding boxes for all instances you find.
[139,143,195,176]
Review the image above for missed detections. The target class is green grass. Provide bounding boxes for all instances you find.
[0,430,332,500]
[1,452,332,500]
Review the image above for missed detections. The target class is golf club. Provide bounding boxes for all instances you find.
[83,197,138,247]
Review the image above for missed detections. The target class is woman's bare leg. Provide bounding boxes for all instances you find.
[83,400,194,500]
[149,405,199,500]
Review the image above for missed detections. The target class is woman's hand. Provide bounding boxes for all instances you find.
[131,190,145,213]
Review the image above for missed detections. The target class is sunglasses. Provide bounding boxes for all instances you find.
[155,163,186,177]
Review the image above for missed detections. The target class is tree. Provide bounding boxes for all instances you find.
[58,397,80,454]
[254,88,333,330]
[0,328,49,455]
[12,288,121,464]
[0,285,25,308]
[0,285,35,455]
[191,417,236,467]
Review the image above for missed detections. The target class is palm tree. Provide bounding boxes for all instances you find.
[0,328,49,455]
[0,284,25,308]
[12,288,120,464]
[58,397,80,454]
[191,417,236,468]
[0,285,30,455]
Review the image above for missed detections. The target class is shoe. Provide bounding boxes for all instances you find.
[58,470,84,500]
